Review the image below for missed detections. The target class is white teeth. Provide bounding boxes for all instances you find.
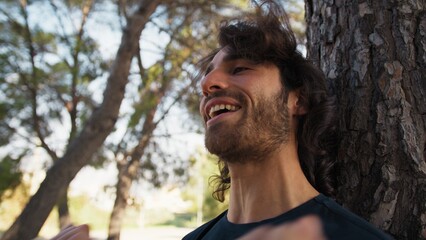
[208,104,238,118]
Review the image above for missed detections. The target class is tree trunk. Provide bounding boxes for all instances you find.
[305,0,426,239]
[107,160,134,240]
[57,190,71,229]
[0,1,161,240]
[108,97,162,240]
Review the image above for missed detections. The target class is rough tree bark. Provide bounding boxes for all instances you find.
[0,1,161,239]
[305,0,426,239]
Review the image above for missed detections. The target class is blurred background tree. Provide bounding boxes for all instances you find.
[0,0,109,229]
[1,0,161,238]
[0,0,308,239]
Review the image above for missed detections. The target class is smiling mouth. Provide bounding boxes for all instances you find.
[208,104,240,120]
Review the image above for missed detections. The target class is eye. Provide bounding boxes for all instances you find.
[232,66,250,74]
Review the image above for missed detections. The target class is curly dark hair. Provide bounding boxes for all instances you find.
[199,0,338,202]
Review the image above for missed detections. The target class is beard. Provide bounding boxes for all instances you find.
[204,89,291,163]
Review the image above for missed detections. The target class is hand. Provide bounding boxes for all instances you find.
[50,224,90,240]
[238,215,326,240]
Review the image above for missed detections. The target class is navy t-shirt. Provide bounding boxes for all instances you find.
[182,194,393,240]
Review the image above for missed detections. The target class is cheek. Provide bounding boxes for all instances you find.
[269,76,284,95]
[253,71,283,97]
[254,81,282,99]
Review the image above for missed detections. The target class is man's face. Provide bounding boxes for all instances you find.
[199,48,291,163]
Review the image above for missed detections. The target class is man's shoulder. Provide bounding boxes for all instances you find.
[314,194,393,240]
[182,211,227,240]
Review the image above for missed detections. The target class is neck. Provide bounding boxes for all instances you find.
[226,144,319,224]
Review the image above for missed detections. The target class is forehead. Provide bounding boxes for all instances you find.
[207,48,261,69]
[211,48,230,63]
[208,48,237,68]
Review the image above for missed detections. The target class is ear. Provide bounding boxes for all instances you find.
[287,90,308,116]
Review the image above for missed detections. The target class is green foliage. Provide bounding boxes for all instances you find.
[128,63,164,129]
[161,213,195,228]
[68,195,111,230]
[0,180,30,231]
[0,0,112,165]
[181,151,228,224]
[200,154,229,221]
[202,190,228,221]
[0,0,118,232]
[32,28,57,53]
[0,103,15,147]
[0,156,23,202]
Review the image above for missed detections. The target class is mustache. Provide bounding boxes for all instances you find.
[203,90,246,104]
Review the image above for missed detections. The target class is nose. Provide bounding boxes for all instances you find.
[200,69,229,97]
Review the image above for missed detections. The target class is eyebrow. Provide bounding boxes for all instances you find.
[205,53,254,75]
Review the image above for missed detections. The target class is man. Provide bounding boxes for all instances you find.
[51,1,393,240]
[182,0,392,239]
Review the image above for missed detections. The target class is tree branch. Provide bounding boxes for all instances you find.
[19,0,58,161]
[0,1,162,239]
